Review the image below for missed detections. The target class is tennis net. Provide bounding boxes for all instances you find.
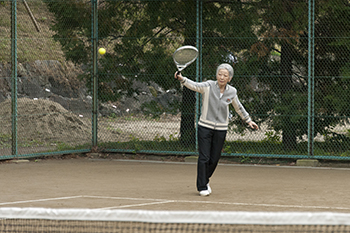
[1,207,350,232]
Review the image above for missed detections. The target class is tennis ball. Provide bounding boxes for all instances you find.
[98,48,106,55]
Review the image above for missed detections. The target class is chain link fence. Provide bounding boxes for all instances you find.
[1,0,350,161]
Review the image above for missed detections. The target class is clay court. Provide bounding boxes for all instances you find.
[1,157,350,213]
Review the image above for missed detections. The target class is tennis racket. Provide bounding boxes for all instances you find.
[173,45,198,78]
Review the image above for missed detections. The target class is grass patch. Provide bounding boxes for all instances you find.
[100,140,195,154]
[0,0,65,63]
[0,133,11,149]
[99,139,350,159]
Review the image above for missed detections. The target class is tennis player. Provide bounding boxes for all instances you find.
[174,63,258,196]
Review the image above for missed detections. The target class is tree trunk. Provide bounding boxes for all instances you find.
[178,0,197,147]
[280,41,297,150]
[179,87,196,146]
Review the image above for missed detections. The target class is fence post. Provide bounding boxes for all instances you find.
[307,0,315,157]
[195,0,202,151]
[91,0,98,148]
[11,0,18,157]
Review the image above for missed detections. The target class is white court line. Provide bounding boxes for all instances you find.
[1,195,349,211]
[83,195,168,202]
[0,196,83,206]
[98,201,175,210]
[82,195,350,211]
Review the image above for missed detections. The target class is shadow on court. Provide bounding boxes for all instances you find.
[1,158,350,212]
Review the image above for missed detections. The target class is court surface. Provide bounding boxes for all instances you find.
[1,157,350,212]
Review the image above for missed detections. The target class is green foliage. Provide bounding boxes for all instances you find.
[240,155,252,163]
[340,151,350,157]
[168,133,179,142]
[1,1,65,62]
[154,133,179,142]
[52,142,72,151]
[100,136,348,158]
[153,134,166,142]
[263,131,281,144]
[0,133,11,149]
[245,0,350,150]
[46,0,350,150]
[129,135,141,153]
[141,99,180,119]
[223,144,232,154]
[45,0,260,143]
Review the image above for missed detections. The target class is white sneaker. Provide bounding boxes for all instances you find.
[199,190,210,196]
[207,184,212,194]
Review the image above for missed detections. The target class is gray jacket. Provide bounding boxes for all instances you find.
[182,77,251,131]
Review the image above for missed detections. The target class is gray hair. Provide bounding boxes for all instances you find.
[216,63,234,78]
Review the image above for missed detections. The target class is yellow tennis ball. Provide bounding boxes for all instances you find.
[98,48,106,55]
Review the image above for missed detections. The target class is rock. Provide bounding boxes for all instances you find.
[0,61,181,117]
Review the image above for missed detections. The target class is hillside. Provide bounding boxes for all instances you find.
[0,1,65,63]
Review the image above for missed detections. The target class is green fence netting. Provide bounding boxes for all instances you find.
[1,0,350,161]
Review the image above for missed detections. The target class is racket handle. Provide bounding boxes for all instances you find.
[175,71,181,79]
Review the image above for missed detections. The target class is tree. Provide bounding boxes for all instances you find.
[47,0,350,152]
[46,0,259,147]
[248,0,350,150]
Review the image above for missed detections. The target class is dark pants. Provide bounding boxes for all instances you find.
[197,125,227,191]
